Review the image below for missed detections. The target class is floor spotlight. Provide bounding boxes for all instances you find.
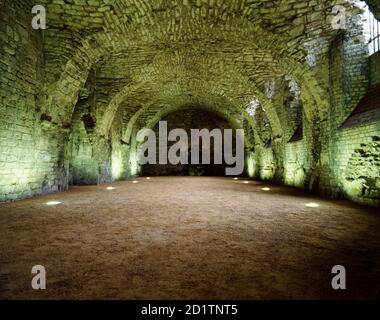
[146,177,151,180]
[46,201,62,206]
[133,181,139,184]
[106,187,116,190]
[243,181,250,184]
[262,187,271,191]
[233,177,239,180]
[305,203,320,208]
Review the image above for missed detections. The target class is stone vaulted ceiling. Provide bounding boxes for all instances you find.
[36,0,366,139]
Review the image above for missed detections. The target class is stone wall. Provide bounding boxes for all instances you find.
[283,116,313,189]
[0,0,68,201]
[68,97,99,185]
[325,11,380,206]
[333,123,380,207]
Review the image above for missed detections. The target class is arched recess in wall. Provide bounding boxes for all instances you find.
[114,101,255,179]
[134,102,250,143]
[108,93,260,179]
[112,91,261,148]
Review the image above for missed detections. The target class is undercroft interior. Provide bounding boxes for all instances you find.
[0,0,380,300]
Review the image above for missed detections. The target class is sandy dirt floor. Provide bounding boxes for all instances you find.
[0,177,379,300]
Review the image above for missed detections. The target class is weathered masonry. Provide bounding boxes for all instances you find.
[0,0,379,207]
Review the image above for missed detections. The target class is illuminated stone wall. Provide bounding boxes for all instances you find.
[68,97,100,185]
[326,12,380,206]
[0,0,68,201]
[283,118,312,189]
[333,124,380,206]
